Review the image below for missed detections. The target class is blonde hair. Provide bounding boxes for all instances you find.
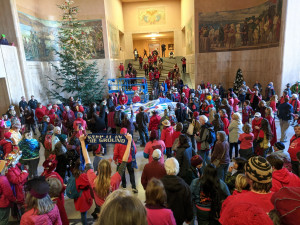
[232,112,241,121]
[270,95,278,103]
[46,177,62,198]
[235,174,249,193]
[95,160,112,199]
[265,107,273,116]
[25,193,54,215]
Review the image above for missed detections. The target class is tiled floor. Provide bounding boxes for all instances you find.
[8,116,296,224]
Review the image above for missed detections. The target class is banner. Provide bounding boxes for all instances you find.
[86,134,128,145]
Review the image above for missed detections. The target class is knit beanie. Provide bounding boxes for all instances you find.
[221,202,273,225]
[245,156,272,183]
[274,142,285,151]
[25,176,49,199]
[191,155,203,167]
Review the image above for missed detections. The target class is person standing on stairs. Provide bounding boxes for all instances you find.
[181,57,186,74]
[161,43,166,57]
[143,62,149,76]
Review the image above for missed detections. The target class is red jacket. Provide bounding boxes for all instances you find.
[181,97,188,105]
[172,131,182,145]
[0,139,13,156]
[119,94,128,105]
[289,99,300,112]
[119,64,124,71]
[221,116,229,135]
[288,135,300,161]
[149,115,161,131]
[270,100,277,113]
[252,117,263,139]
[35,106,46,122]
[132,96,141,103]
[271,168,300,192]
[182,88,190,99]
[62,110,75,123]
[161,126,174,148]
[143,64,149,70]
[113,141,137,164]
[0,175,16,208]
[74,173,93,213]
[6,164,28,204]
[20,204,62,225]
[107,111,116,128]
[73,118,87,131]
[279,95,289,104]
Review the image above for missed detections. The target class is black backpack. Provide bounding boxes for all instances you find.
[114,111,122,127]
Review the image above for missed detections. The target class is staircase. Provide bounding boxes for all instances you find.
[122,57,188,96]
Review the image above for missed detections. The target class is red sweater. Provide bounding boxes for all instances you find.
[149,115,161,131]
[288,135,300,161]
[141,161,166,190]
[221,116,229,135]
[161,126,174,148]
[35,106,47,122]
[74,173,93,213]
[119,94,128,105]
[271,168,300,193]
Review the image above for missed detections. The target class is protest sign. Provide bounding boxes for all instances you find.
[86,133,128,145]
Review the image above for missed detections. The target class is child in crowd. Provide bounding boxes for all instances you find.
[219,109,229,135]
[225,157,247,193]
[269,95,278,115]
[238,123,254,159]
[242,100,253,124]
[232,174,250,195]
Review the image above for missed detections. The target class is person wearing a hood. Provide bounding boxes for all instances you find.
[113,128,138,193]
[175,134,196,185]
[228,113,243,159]
[19,131,40,179]
[161,120,174,158]
[267,155,300,193]
[161,158,193,225]
[265,82,275,101]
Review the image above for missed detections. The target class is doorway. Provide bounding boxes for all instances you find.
[0,78,10,115]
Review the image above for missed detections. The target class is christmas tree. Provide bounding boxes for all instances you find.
[233,68,244,94]
[47,0,105,105]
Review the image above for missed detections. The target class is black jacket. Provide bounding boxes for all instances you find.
[136,111,149,130]
[92,106,107,132]
[175,143,196,185]
[161,175,193,225]
[28,99,38,110]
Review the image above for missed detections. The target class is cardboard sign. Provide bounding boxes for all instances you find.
[86,133,128,145]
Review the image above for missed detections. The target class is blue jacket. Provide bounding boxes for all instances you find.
[278,102,293,121]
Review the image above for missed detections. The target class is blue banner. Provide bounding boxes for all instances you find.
[86,133,128,145]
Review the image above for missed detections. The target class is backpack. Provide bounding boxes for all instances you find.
[44,134,52,151]
[206,124,216,145]
[114,111,122,127]
[66,176,82,199]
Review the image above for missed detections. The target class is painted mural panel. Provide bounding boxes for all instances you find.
[198,0,282,53]
[18,11,105,61]
[108,23,120,58]
[138,7,166,26]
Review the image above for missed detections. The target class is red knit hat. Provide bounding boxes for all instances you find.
[221,202,273,225]
[120,128,127,134]
[4,132,12,139]
[271,187,300,225]
[193,111,199,118]
[42,154,58,173]
[191,155,203,167]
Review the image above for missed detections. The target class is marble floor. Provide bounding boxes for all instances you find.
[8,116,296,225]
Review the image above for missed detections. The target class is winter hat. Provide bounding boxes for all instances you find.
[162,120,171,127]
[191,155,203,167]
[94,144,103,154]
[245,156,272,184]
[221,202,273,225]
[152,149,162,160]
[120,128,127,134]
[150,130,158,140]
[42,154,58,172]
[274,142,285,151]
[25,176,50,199]
[4,132,12,139]
[193,111,199,118]
[254,112,261,117]
[271,187,300,225]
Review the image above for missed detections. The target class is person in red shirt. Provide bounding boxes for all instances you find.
[219,109,229,135]
[278,90,289,105]
[118,91,128,105]
[113,128,137,192]
[73,112,87,137]
[143,62,149,76]
[265,107,277,146]
[153,54,157,66]
[289,94,300,114]
[132,92,141,104]
[139,56,143,69]
[119,63,124,77]
[35,103,46,123]
[144,130,166,164]
[269,95,278,114]
[149,110,162,134]
[266,154,300,193]
[182,85,190,99]
[288,124,300,176]
[238,123,254,159]
[220,156,274,223]
[252,112,262,139]
[181,57,186,73]
[161,120,174,158]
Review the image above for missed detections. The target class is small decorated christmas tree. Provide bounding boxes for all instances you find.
[233,68,244,94]
[47,0,105,105]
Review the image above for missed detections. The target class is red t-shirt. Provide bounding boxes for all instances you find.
[144,140,166,164]
[238,133,254,149]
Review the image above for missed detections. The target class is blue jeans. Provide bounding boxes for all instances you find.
[217,164,229,181]
[81,211,87,225]
[138,128,149,145]
[198,150,210,169]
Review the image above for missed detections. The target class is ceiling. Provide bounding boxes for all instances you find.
[132,32,174,40]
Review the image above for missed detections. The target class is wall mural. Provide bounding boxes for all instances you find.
[138,7,166,26]
[198,0,282,53]
[18,11,105,61]
[186,17,194,54]
[108,23,120,58]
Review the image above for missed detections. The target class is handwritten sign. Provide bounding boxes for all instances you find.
[86,134,128,145]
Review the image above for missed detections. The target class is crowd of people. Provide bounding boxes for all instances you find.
[0,76,299,225]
